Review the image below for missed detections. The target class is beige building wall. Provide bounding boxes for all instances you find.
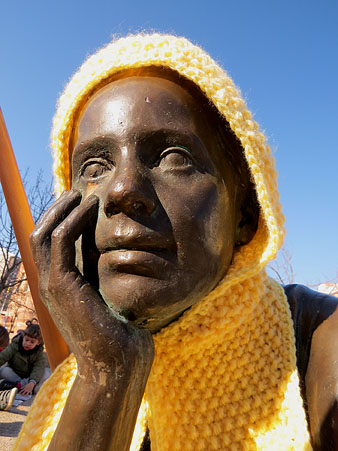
[0,260,36,334]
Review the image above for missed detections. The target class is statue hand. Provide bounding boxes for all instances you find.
[30,190,154,377]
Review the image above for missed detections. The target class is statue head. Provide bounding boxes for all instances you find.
[70,68,258,331]
[51,34,285,332]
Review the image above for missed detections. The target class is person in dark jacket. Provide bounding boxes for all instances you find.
[0,325,9,351]
[0,322,45,396]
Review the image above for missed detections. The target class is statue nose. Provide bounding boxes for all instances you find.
[103,171,156,217]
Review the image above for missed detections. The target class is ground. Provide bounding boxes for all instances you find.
[0,396,33,451]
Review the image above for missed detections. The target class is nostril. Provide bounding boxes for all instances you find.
[105,204,121,218]
[104,179,156,217]
[137,198,156,215]
[132,201,143,211]
[128,199,154,215]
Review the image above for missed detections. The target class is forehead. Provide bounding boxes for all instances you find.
[74,76,210,145]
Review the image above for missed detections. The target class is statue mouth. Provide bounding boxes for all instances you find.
[101,244,170,254]
[99,231,176,256]
[98,233,176,278]
[99,248,172,278]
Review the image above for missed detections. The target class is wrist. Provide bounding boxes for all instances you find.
[76,361,136,388]
[29,379,36,385]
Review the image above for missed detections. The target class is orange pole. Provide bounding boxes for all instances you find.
[0,107,69,370]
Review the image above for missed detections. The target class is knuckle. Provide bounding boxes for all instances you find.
[48,276,59,295]
[29,229,40,247]
[38,285,47,301]
[48,272,73,298]
[51,224,67,242]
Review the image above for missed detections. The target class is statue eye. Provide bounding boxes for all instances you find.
[81,161,109,180]
[158,147,194,170]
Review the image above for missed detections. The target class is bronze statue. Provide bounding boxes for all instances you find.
[16,35,338,451]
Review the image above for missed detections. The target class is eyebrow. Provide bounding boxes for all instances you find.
[73,129,207,155]
[73,136,117,156]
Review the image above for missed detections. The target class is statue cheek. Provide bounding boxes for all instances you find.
[170,179,231,257]
[194,182,236,274]
[192,180,231,238]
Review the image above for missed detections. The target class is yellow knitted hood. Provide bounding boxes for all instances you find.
[15,34,312,450]
[51,33,284,285]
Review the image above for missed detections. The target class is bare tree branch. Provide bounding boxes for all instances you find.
[268,247,294,285]
[0,169,53,316]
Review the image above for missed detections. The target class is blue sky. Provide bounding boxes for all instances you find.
[1,0,337,286]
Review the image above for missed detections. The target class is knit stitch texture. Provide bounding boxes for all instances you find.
[15,34,311,450]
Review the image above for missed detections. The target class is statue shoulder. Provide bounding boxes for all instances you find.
[284,283,338,335]
[284,284,338,448]
[283,283,337,387]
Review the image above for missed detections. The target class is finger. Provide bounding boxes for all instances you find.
[30,190,81,265]
[30,190,81,295]
[49,194,99,281]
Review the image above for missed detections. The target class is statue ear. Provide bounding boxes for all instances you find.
[235,186,259,247]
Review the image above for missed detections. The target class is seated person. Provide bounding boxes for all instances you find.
[15,34,337,450]
[0,325,9,352]
[0,322,45,395]
[0,385,17,411]
[0,324,17,410]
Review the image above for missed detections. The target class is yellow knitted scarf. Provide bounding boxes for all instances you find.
[15,273,311,450]
[14,34,312,450]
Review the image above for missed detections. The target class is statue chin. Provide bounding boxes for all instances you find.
[97,256,219,332]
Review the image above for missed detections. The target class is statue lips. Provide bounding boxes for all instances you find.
[98,234,176,279]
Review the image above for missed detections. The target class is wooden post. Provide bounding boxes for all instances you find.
[0,107,70,370]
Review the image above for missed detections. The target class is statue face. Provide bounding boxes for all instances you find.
[71,75,245,332]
